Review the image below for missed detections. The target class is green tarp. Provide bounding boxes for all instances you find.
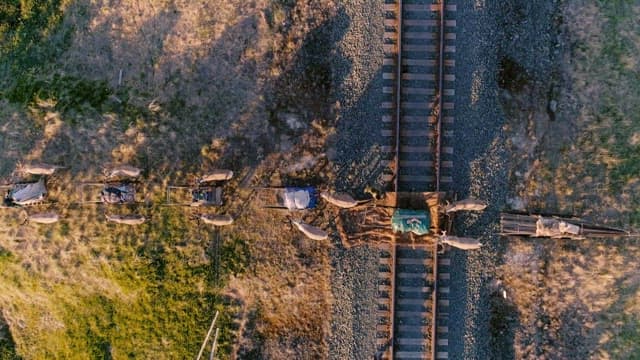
[391,209,431,235]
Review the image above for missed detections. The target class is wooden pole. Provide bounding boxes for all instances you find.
[196,311,219,360]
[209,328,220,360]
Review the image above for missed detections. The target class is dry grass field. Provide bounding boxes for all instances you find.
[0,0,339,358]
[497,1,640,358]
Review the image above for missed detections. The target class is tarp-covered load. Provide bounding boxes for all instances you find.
[283,187,317,210]
[101,184,135,204]
[500,213,629,239]
[535,217,581,238]
[8,179,47,206]
[391,209,431,235]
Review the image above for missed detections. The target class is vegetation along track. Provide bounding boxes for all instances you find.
[376,0,455,359]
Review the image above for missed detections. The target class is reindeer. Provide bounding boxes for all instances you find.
[320,191,372,209]
[290,219,328,241]
[104,165,142,179]
[23,211,60,225]
[105,214,146,225]
[198,170,233,184]
[443,198,487,214]
[198,214,234,226]
[17,162,65,176]
[439,231,482,250]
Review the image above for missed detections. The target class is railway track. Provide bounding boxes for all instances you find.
[376,0,456,359]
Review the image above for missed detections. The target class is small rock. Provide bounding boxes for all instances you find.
[549,99,558,113]
[278,112,305,131]
[507,197,526,211]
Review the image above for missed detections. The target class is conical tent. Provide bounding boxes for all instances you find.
[10,179,47,205]
[391,209,431,235]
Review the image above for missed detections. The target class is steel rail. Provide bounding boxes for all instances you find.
[435,0,445,192]
[394,0,403,195]
[431,1,446,357]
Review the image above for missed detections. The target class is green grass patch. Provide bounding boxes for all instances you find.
[7,72,111,112]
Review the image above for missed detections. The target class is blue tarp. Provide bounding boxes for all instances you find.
[391,209,431,235]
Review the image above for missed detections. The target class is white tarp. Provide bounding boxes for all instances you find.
[11,179,47,205]
[283,190,310,210]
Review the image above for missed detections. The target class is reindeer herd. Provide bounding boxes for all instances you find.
[2,162,489,250]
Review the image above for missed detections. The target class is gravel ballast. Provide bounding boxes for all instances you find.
[327,0,558,358]
[328,0,384,358]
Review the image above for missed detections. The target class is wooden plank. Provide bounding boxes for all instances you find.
[400,129,434,137]
[396,310,429,317]
[404,4,432,11]
[395,351,427,359]
[397,272,428,278]
[403,73,436,81]
[445,33,456,40]
[438,339,449,346]
[437,351,449,359]
[401,160,433,167]
[399,145,431,153]
[438,286,450,294]
[399,175,436,182]
[397,286,430,293]
[439,273,450,280]
[388,18,456,27]
[398,258,431,265]
[383,44,397,53]
[403,44,437,52]
[438,299,450,307]
[444,74,456,81]
[443,102,454,110]
[401,101,434,109]
[382,4,398,12]
[438,258,451,266]
[404,59,436,66]
[397,338,427,346]
[404,32,436,39]
[398,325,430,332]
[404,87,435,95]
[444,45,456,53]
[401,19,436,26]
[397,298,428,306]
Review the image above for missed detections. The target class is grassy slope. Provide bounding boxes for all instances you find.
[0,0,337,358]
[498,1,640,358]
[0,1,233,358]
